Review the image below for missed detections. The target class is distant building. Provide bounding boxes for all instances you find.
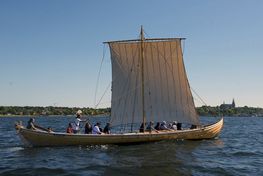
[220,99,236,109]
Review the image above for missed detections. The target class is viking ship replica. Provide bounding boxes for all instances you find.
[15,27,223,147]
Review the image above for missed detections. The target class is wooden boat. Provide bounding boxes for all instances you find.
[15,27,223,147]
[15,118,223,147]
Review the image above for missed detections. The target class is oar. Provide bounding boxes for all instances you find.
[34,124,50,132]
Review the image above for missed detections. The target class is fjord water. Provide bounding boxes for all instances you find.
[0,116,262,176]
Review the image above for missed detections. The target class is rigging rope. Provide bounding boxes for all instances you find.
[191,87,219,117]
[94,82,111,109]
[190,87,208,106]
[94,44,106,109]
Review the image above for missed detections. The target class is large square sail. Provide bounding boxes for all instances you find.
[108,38,199,129]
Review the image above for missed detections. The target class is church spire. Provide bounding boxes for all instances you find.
[232,98,236,108]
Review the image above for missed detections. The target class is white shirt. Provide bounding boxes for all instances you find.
[172,124,177,130]
[92,125,101,134]
[73,118,81,130]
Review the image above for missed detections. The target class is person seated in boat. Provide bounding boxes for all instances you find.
[171,121,177,130]
[154,122,161,130]
[27,118,37,130]
[103,123,111,134]
[139,123,145,132]
[190,124,197,129]
[177,123,182,130]
[160,121,170,130]
[92,122,102,134]
[99,126,103,133]
[168,122,173,129]
[146,121,154,131]
[72,110,86,133]
[66,123,74,133]
[146,121,158,133]
[84,122,92,134]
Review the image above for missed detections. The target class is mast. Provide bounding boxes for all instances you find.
[140,26,146,131]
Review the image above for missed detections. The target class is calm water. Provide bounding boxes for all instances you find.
[0,116,262,176]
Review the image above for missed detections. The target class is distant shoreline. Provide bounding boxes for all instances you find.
[196,106,263,117]
[0,106,110,117]
[0,105,262,117]
[0,114,110,118]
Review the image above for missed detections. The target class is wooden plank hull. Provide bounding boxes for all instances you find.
[16,118,223,147]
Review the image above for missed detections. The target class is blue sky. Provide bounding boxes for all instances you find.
[0,0,263,108]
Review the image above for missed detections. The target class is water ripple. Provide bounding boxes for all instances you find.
[0,116,263,175]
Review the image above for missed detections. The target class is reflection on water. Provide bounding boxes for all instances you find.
[0,116,263,176]
[102,141,197,176]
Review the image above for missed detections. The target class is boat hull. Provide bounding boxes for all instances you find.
[16,118,223,147]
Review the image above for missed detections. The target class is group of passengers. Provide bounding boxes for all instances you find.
[66,110,110,134]
[140,121,183,133]
[26,110,110,134]
[26,110,196,134]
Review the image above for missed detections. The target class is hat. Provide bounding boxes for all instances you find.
[76,110,82,115]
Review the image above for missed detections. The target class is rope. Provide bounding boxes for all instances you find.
[94,44,106,108]
[94,82,111,109]
[191,87,208,106]
[191,87,219,117]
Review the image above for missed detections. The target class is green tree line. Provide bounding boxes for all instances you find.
[196,106,263,117]
[0,106,262,117]
[0,106,110,116]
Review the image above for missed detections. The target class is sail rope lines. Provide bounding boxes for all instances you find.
[145,30,175,123]
[144,31,180,118]
[150,40,198,124]
[191,87,208,106]
[143,31,197,121]
[110,39,198,125]
[93,49,141,112]
[178,42,200,123]
[116,43,135,132]
[93,44,139,111]
[145,43,154,123]
[107,42,140,131]
[109,43,165,130]
[108,30,198,128]
[109,41,200,128]
[94,31,200,131]
[93,44,135,117]
[93,44,128,110]
[93,44,110,109]
[107,29,142,131]
[190,87,219,117]
[144,30,171,122]
[143,33,199,124]
[109,42,171,130]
